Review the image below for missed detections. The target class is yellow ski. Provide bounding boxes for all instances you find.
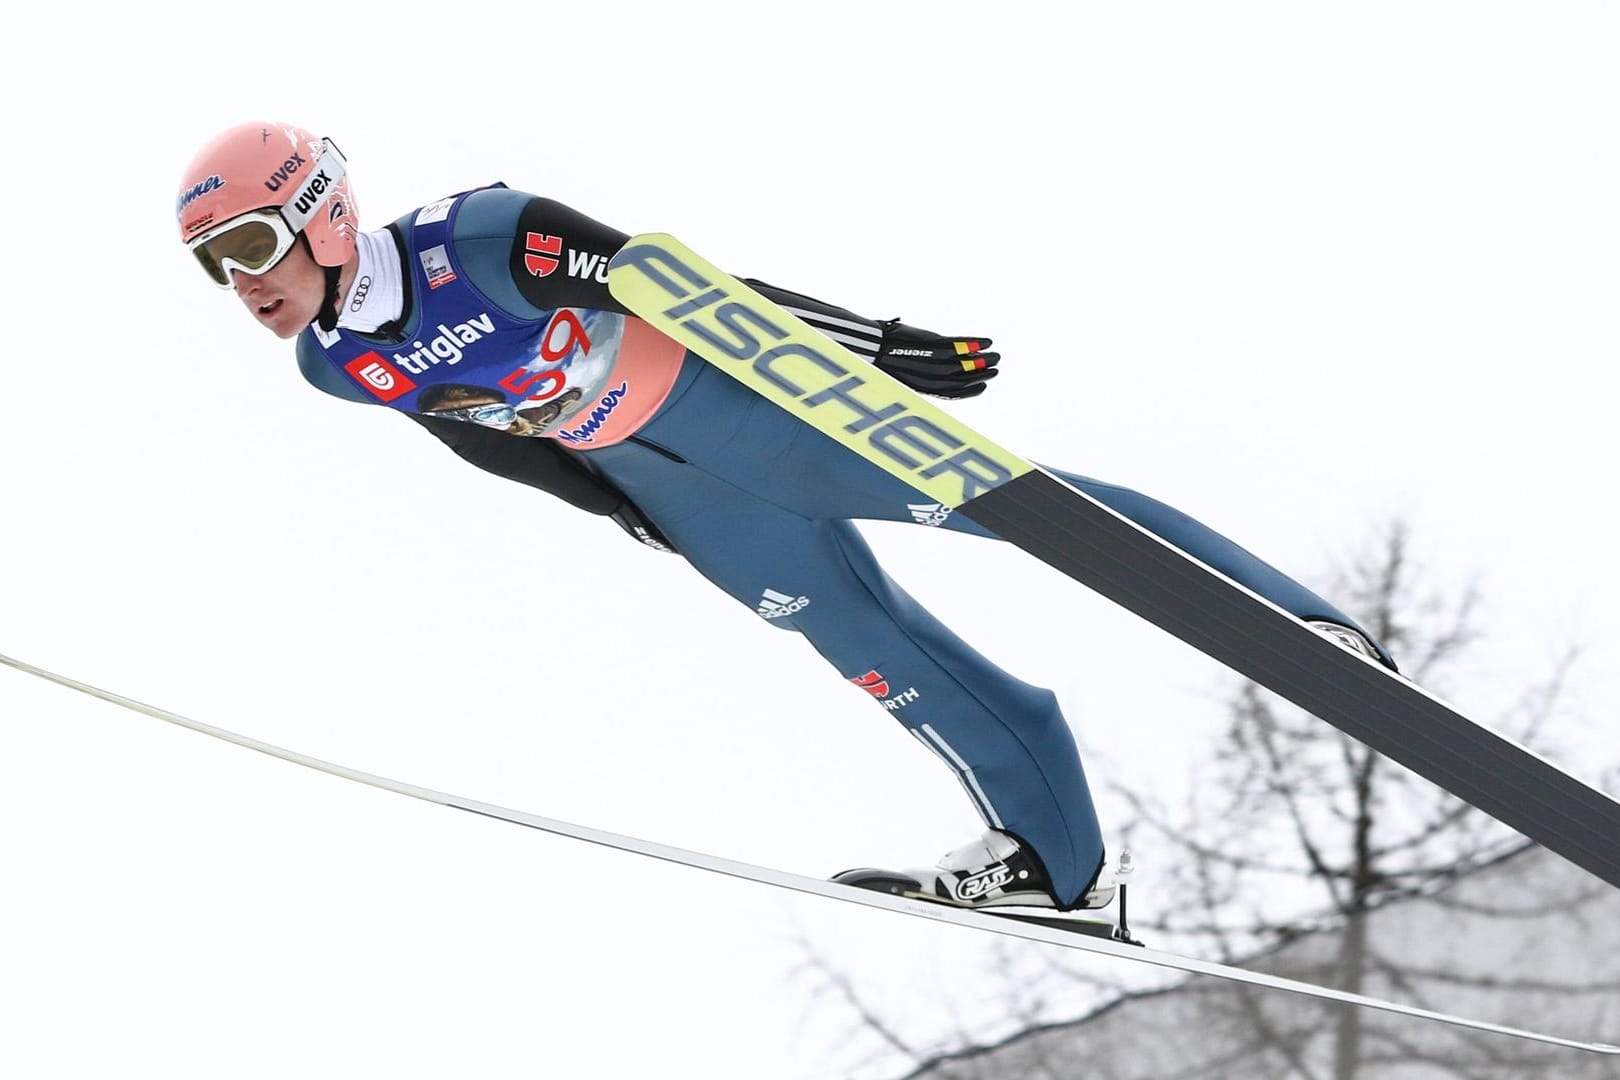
[606,234,1031,508]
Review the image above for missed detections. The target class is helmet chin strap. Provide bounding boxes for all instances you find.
[302,233,342,333]
[317,261,342,332]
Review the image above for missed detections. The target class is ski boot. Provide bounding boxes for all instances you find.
[833,829,1122,912]
[1308,620,1398,672]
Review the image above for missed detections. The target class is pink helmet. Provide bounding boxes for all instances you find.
[175,121,358,268]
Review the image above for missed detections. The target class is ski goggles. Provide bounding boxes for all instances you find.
[188,210,300,288]
[187,139,348,289]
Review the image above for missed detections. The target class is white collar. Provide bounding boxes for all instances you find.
[335,228,405,333]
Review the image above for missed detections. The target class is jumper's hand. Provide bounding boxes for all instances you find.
[874,319,1000,399]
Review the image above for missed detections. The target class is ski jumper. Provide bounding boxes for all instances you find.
[295,187,1381,907]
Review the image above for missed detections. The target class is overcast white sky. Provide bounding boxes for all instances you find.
[4,3,1618,1077]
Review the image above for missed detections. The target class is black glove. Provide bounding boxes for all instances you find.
[874,319,1000,399]
[610,499,679,554]
[739,278,1001,400]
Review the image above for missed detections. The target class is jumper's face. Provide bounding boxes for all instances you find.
[233,240,327,339]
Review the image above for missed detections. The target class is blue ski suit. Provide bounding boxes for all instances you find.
[296,186,1382,906]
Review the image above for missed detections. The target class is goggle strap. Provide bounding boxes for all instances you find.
[279,139,348,233]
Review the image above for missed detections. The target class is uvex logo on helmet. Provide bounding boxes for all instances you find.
[291,168,337,217]
[263,152,306,193]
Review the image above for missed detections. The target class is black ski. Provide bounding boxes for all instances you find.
[963,469,1620,889]
[606,234,1620,893]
